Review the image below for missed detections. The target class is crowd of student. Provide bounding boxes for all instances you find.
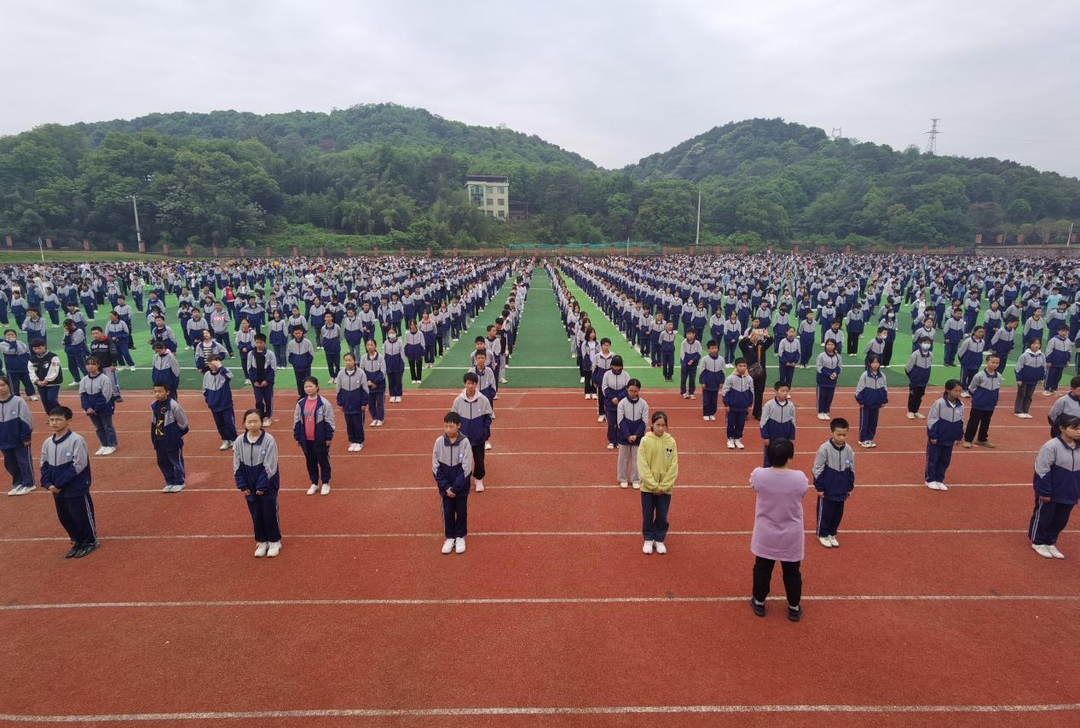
[4,251,1078,621]
[0,256,530,560]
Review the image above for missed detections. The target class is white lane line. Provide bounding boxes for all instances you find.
[2,594,1078,614]
[1,528,1067,544]
[95,449,1040,459]
[2,702,1080,723]
[31,481,1032,494]
[99,424,1051,433]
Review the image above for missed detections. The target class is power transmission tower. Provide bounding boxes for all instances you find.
[925,118,940,155]
[831,127,842,141]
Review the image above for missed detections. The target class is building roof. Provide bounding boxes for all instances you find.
[465,175,509,184]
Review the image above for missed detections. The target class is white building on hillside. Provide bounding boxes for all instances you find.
[465,175,509,220]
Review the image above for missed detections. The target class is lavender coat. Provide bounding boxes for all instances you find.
[750,467,810,562]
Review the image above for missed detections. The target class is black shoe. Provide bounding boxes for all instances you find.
[73,541,99,559]
[64,543,80,559]
[114,396,123,403]
[788,604,802,622]
[750,598,766,618]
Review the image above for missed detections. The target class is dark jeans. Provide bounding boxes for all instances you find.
[641,492,671,542]
[964,409,993,443]
[752,557,802,607]
[88,414,118,448]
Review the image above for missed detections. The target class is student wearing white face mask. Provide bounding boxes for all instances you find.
[904,341,934,419]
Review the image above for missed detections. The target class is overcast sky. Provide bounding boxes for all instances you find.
[4,0,1079,177]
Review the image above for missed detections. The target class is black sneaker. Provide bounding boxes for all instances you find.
[73,541,99,559]
[750,598,766,618]
[788,604,802,622]
[64,543,80,559]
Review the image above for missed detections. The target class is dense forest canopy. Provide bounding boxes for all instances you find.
[1,104,1077,251]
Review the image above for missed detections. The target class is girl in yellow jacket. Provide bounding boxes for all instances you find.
[637,410,678,554]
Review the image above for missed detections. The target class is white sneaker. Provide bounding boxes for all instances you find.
[484,442,491,450]
[94,447,105,456]
[162,484,173,493]
[1032,543,1054,559]
[171,484,185,493]
[829,535,840,547]
[937,482,949,491]
[914,412,926,419]
[1042,390,1053,397]
[1015,412,1026,418]
[129,366,136,372]
[620,481,628,489]
[580,377,586,384]
[606,443,615,450]
[1047,545,1065,559]
[5,486,20,496]
[254,542,269,558]
[454,537,466,554]
[906,412,916,419]
[727,439,735,449]
[817,412,830,420]
[735,439,745,449]
[643,540,654,554]
[689,394,695,400]
[18,485,34,496]
[1023,413,1034,419]
[68,381,78,387]
[441,538,455,554]
[818,536,833,548]
[597,415,606,422]
[682,393,689,399]
[219,440,232,450]
[632,481,640,490]
[347,443,356,452]
[320,483,330,496]
[859,441,870,448]
[306,484,319,496]
[262,418,272,427]
[30,395,38,401]
[102,446,116,455]
[243,380,251,386]
[654,542,667,554]
[474,479,484,492]
[925,481,940,491]
[703,416,710,421]
[266,541,281,558]
[710,415,717,421]
[960,391,971,398]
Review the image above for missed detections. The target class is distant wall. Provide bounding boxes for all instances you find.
[974,246,1080,259]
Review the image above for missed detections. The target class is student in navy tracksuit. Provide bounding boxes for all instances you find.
[797,312,816,367]
[1,331,35,399]
[942,309,966,366]
[247,334,276,425]
[40,406,97,558]
[925,380,964,491]
[957,327,986,395]
[452,372,493,492]
[1014,339,1046,418]
[814,340,841,419]
[0,376,34,495]
[722,358,754,449]
[699,340,725,421]
[434,411,474,554]
[777,327,800,388]
[234,409,282,558]
[658,321,676,380]
[203,356,237,450]
[1044,325,1072,395]
[616,379,649,489]
[383,329,406,403]
[79,358,118,455]
[601,356,630,450]
[150,342,180,400]
[62,319,88,384]
[905,343,933,419]
[855,356,888,448]
[286,327,315,398]
[591,340,613,418]
[471,352,498,410]
[964,353,1002,448]
[759,382,796,467]
[679,329,701,397]
[723,312,742,364]
[294,377,335,495]
[812,418,854,548]
[335,353,369,452]
[150,384,189,493]
[29,341,62,414]
[362,338,387,425]
[1029,415,1080,559]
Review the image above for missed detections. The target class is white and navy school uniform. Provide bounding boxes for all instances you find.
[591,351,613,416]
[433,433,474,539]
[601,369,630,446]
[777,335,800,387]
[361,352,387,422]
[470,365,498,411]
[335,366,369,445]
[679,339,701,394]
[1047,392,1080,439]
[246,349,278,419]
[759,397,796,466]
[957,335,985,392]
[721,373,754,440]
[292,395,335,486]
[942,315,966,366]
[235,327,256,371]
[1014,348,1047,414]
[616,395,649,485]
[990,326,1017,369]
[40,430,95,547]
[1030,437,1080,547]
[203,366,237,443]
[452,391,493,481]
[63,327,89,382]
[151,351,181,400]
[925,396,964,487]
[815,351,842,414]
[796,318,816,366]
[698,353,726,418]
[855,369,888,443]
[286,336,315,398]
[1044,334,1073,393]
[383,337,406,398]
[905,349,934,413]
[79,373,117,449]
[965,368,1001,444]
[150,398,189,489]
[812,440,854,537]
[0,394,34,488]
[234,431,281,545]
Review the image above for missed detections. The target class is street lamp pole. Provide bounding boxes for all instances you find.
[130,194,143,252]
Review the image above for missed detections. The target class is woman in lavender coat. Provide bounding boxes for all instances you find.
[749,438,809,621]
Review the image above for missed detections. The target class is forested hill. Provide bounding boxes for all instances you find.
[1,108,1078,252]
[621,118,1080,246]
[73,104,595,169]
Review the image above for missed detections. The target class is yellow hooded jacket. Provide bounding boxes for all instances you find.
[637,431,678,494]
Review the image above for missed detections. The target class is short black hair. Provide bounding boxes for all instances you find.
[30,339,45,348]
[48,406,73,420]
[443,411,461,425]
[611,355,624,368]
[463,372,479,384]
[766,438,794,467]
[830,418,849,431]
[627,378,642,388]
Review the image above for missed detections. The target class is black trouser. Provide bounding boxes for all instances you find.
[846,334,859,355]
[908,386,926,413]
[409,358,423,382]
[752,557,801,607]
[471,442,486,481]
[882,339,894,367]
[751,369,766,419]
[54,492,97,545]
[964,409,993,443]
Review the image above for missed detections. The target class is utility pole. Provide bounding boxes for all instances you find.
[1068,221,1075,248]
[925,118,940,155]
[130,194,143,252]
[37,236,44,263]
[694,190,701,246]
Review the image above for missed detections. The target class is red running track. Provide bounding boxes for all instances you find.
[1,388,1078,726]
